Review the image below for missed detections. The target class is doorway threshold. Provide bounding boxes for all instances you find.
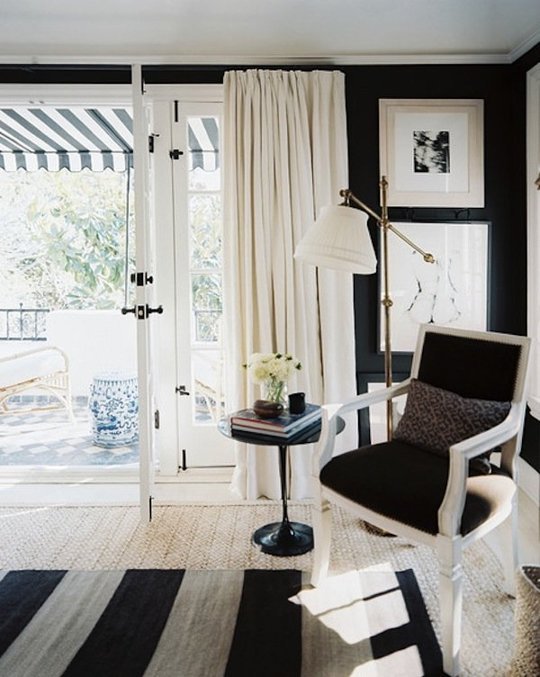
[0,479,237,507]
[0,464,139,484]
[0,466,236,506]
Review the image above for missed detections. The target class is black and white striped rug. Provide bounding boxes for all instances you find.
[0,568,442,676]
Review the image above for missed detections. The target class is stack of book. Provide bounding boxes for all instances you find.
[230,403,321,441]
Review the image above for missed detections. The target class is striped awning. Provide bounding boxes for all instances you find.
[0,106,219,173]
[188,117,219,173]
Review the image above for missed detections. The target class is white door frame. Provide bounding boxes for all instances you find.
[132,65,157,522]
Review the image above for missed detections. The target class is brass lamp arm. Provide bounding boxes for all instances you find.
[339,183,434,441]
[340,188,435,264]
[387,223,435,264]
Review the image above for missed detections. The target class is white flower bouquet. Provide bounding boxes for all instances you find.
[245,351,302,403]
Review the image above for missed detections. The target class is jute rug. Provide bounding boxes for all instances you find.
[0,503,516,676]
[0,567,441,677]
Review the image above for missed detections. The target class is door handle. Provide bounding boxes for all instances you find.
[176,385,190,396]
[122,305,164,318]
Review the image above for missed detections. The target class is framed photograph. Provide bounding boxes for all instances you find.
[379,99,484,207]
[379,221,489,353]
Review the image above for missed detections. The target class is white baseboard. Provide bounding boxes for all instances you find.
[518,457,540,506]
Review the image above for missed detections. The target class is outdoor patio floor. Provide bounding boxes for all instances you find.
[0,398,139,466]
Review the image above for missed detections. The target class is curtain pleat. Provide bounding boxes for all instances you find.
[223,69,358,499]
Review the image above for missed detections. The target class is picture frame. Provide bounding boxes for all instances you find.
[379,221,489,353]
[379,99,484,207]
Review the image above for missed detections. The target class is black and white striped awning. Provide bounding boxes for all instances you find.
[0,107,133,172]
[0,106,219,172]
[188,117,219,173]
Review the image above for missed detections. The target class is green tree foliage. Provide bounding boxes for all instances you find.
[0,169,134,310]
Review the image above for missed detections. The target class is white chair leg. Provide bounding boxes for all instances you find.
[438,536,463,677]
[311,495,332,587]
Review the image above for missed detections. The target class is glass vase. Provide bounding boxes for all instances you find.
[262,378,288,406]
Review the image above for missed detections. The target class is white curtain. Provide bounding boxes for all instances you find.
[222,69,358,499]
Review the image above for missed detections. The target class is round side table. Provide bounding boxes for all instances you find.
[218,413,344,556]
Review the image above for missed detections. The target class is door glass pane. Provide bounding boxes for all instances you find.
[191,273,222,343]
[192,349,225,422]
[189,194,222,269]
[186,115,223,424]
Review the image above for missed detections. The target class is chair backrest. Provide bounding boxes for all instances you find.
[410,325,530,404]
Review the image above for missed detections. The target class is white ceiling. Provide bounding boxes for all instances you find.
[1,0,539,65]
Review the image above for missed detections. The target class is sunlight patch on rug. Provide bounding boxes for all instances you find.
[291,566,410,644]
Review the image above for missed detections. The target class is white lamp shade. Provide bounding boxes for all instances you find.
[294,205,377,274]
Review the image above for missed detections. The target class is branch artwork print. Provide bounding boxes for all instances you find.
[413,130,450,173]
[406,252,461,325]
[382,222,488,352]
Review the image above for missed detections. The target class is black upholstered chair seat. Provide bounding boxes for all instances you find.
[320,440,515,535]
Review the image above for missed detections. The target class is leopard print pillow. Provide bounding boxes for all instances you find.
[394,379,511,473]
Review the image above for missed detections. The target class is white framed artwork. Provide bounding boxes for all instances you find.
[379,99,484,207]
[380,221,489,353]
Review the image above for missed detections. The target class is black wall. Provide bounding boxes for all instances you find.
[341,64,523,369]
[339,61,538,469]
[1,48,538,469]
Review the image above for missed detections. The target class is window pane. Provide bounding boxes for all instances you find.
[184,113,225,431]
[188,165,221,192]
[191,273,222,343]
[192,349,224,422]
[189,194,222,269]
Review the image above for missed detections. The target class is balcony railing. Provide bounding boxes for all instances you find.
[0,304,49,341]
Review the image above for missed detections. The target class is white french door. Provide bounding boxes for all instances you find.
[146,86,233,475]
[132,67,159,520]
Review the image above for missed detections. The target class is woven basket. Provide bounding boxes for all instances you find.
[510,565,540,676]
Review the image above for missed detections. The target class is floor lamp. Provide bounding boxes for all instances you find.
[295,176,434,440]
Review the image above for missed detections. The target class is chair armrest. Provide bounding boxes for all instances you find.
[314,379,412,472]
[438,406,523,537]
[0,345,69,368]
[338,379,411,417]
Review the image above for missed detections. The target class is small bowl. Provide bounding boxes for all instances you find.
[253,399,284,419]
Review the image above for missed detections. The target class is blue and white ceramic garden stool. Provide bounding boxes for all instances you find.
[89,371,138,448]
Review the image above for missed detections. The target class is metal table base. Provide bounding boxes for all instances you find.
[252,443,313,556]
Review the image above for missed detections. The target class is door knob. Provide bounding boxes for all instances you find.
[122,304,163,318]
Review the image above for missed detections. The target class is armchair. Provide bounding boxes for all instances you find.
[311,324,530,676]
